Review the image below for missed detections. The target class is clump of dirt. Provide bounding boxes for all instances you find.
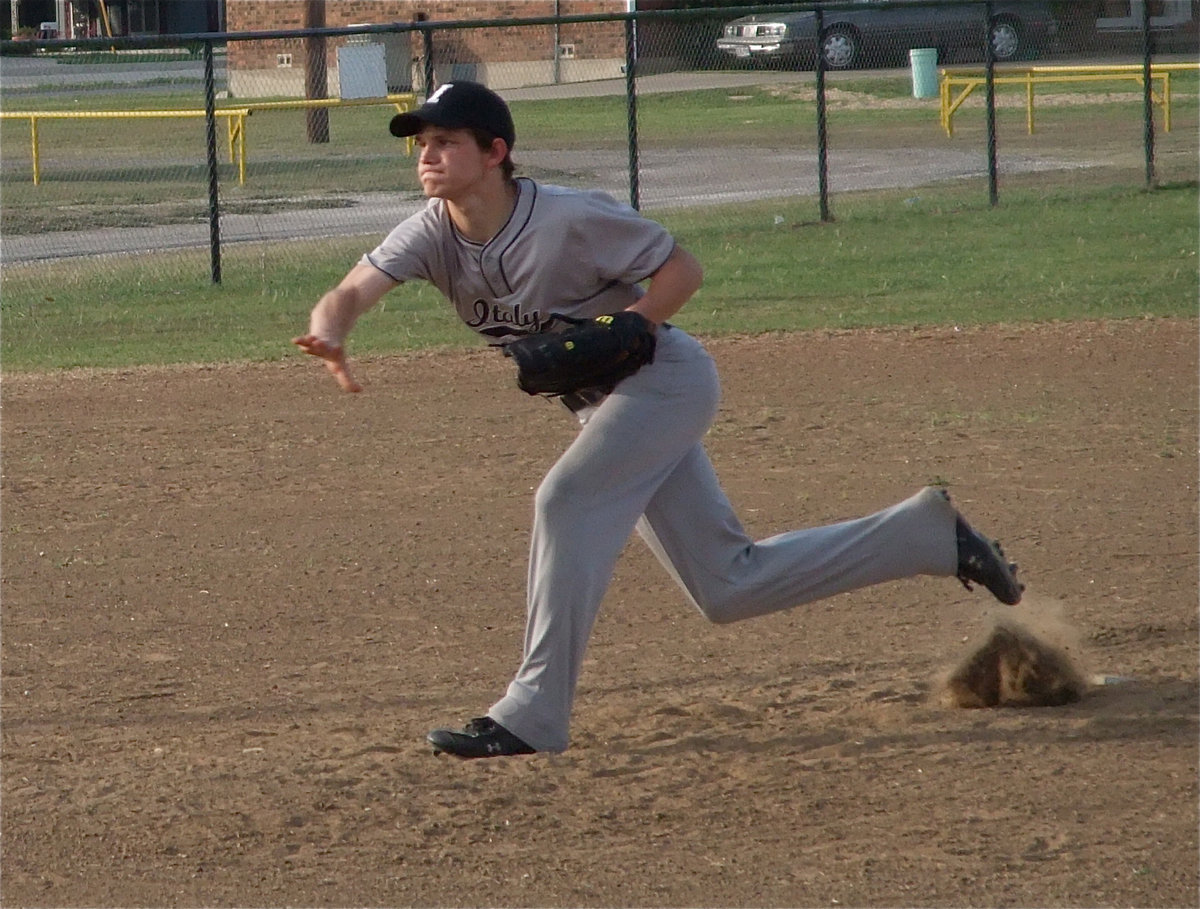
[941,607,1089,708]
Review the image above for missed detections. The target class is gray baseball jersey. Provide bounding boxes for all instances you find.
[363,177,676,341]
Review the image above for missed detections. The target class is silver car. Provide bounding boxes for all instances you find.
[716,0,1058,70]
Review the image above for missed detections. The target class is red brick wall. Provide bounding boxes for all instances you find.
[226,1,626,71]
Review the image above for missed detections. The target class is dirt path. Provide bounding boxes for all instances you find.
[2,318,1196,907]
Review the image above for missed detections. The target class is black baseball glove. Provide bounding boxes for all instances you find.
[502,311,657,397]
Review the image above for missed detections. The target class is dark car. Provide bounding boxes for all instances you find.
[715,1,1058,70]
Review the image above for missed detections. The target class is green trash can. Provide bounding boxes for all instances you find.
[909,47,938,99]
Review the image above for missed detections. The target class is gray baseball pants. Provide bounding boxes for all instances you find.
[489,327,959,752]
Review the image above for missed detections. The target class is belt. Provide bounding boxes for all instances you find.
[560,385,613,413]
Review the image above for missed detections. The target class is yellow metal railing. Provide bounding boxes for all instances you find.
[220,94,418,185]
[0,93,416,187]
[0,108,249,186]
[939,62,1198,136]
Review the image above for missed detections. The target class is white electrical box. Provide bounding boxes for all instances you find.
[337,44,387,99]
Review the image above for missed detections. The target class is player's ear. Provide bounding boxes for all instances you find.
[487,136,509,167]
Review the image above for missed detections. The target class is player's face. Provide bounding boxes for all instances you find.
[414,126,495,201]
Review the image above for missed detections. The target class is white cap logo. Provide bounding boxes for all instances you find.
[426,83,455,105]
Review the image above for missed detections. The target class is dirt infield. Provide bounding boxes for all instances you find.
[3,318,1197,907]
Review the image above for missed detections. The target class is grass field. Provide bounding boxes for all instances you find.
[2,178,1196,371]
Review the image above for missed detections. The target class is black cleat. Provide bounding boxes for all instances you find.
[427,717,536,759]
[955,515,1024,605]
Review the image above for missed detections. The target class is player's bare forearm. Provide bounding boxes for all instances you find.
[306,262,397,346]
[306,289,361,348]
[293,262,398,393]
[628,245,703,327]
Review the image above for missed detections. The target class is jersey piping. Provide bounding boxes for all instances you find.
[477,178,537,298]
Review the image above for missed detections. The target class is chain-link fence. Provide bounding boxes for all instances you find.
[1,1,1196,284]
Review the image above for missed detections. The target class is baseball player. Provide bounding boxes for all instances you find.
[293,81,1023,760]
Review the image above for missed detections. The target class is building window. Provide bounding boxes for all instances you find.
[127,0,160,35]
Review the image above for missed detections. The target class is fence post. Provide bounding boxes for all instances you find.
[1141,0,1156,189]
[624,15,640,212]
[203,38,222,285]
[984,1,998,207]
[814,7,831,222]
[422,26,434,98]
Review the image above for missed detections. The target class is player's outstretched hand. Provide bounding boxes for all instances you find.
[292,334,363,393]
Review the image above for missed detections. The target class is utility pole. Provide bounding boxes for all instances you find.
[304,0,329,144]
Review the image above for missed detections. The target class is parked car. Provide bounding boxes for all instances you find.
[1092,0,1198,52]
[715,1,1058,70]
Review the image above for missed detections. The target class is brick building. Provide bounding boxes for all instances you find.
[225,0,632,99]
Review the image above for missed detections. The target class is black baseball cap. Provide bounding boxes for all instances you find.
[389,81,516,150]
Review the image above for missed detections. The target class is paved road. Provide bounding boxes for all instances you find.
[2,194,427,263]
[0,54,223,90]
[1,144,1093,265]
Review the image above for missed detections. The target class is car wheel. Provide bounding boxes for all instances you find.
[820,27,860,69]
[990,18,1022,60]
